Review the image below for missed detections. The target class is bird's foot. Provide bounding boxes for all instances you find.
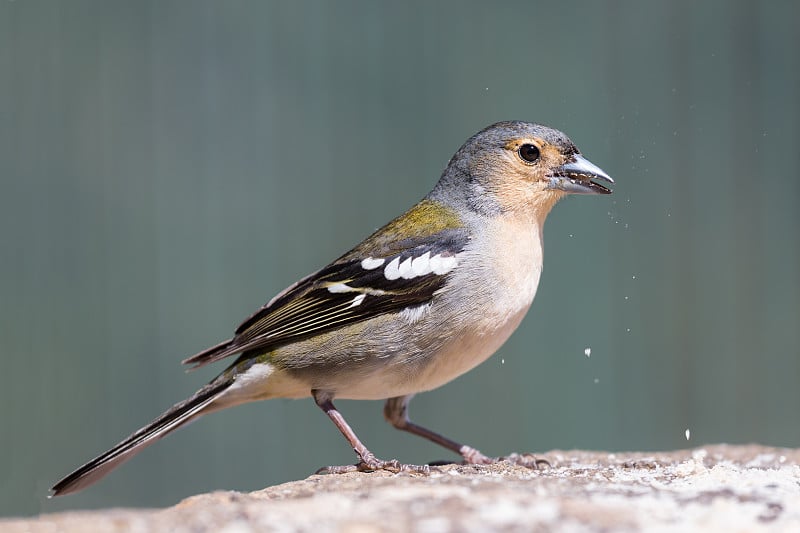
[316,451,431,475]
[459,446,550,469]
[498,452,551,469]
[459,445,495,464]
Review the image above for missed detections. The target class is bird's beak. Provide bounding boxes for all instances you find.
[546,154,614,195]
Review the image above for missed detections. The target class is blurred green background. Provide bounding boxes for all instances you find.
[2,0,799,517]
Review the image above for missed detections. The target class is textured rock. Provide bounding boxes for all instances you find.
[4,445,800,532]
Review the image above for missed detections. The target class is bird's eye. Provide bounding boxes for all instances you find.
[518,144,540,163]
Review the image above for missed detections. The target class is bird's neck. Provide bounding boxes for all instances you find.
[473,211,546,321]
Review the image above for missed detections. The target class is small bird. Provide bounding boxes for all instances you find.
[51,121,613,496]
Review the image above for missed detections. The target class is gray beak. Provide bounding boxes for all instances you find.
[547,154,614,195]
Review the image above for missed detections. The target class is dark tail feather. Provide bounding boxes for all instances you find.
[50,380,231,497]
[181,338,238,370]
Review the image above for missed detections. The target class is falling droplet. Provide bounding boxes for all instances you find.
[584,347,592,358]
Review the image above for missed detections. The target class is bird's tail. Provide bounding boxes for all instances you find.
[50,379,231,497]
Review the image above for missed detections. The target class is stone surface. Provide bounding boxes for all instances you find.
[4,445,800,532]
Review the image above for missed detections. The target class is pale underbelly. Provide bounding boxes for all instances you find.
[332,306,530,400]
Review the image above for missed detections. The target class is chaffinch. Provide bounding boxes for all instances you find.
[52,121,613,496]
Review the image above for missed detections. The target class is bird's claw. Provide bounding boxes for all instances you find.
[315,464,359,474]
[458,446,550,469]
[316,453,431,475]
[499,452,551,469]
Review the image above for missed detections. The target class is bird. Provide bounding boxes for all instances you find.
[51,120,613,496]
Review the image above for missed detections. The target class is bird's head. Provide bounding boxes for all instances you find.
[432,121,613,222]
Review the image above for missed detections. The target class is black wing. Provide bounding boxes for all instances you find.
[182,228,468,369]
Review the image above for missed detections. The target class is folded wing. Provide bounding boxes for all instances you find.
[182,228,468,369]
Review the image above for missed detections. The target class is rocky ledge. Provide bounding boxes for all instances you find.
[4,445,799,532]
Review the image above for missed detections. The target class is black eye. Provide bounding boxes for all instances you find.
[518,143,540,163]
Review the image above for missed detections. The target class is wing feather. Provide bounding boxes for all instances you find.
[182,227,468,369]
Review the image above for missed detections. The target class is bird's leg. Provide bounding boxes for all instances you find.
[312,390,428,474]
[383,395,493,464]
[384,395,549,468]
